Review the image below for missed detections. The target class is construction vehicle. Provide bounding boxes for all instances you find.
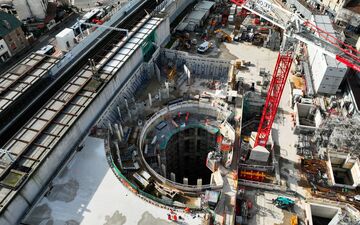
[214,29,232,43]
[197,41,212,53]
[167,67,176,81]
[230,0,360,150]
[272,196,295,209]
[291,215,298,225]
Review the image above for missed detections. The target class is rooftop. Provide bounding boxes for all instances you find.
[0,11,22,37]
[313,15,347,69]
[345,0,360,14]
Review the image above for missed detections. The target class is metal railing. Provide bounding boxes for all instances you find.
[238,179,285,191]
[105,131,174,206]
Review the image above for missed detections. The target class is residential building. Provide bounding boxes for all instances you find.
[335,0,360,32]
[13,0,48,20]
[321,0,349,14]
[0,11,28,56]
[304,0,360,31]
[0,38,11,63]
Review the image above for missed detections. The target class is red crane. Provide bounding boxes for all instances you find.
[230,0,360,147]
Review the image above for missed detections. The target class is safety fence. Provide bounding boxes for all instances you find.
[105,132,175,207]
[238,163,274,172]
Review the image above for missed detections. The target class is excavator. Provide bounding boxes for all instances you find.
[272,196,295,209]
[214,29,232,43]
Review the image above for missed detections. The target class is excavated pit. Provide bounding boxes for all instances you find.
[164,127,216,185]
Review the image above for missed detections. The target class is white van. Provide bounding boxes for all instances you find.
[36,45,55,55]
[197,41,211,53]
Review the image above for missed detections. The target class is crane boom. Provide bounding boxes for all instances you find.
[231,0,360,71]
[230,0,360,147]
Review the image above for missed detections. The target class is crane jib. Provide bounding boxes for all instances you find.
[231,0,273,11]
[336,55,360,72]
[253,0,273,11]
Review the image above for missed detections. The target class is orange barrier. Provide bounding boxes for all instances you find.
[238,170,265,182]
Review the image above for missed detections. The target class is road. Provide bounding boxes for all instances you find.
[72,0,127,10]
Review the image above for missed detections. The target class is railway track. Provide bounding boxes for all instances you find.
[0,0,164,146]
[0,0,165,213]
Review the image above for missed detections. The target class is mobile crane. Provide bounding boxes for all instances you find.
[230,0,360,149]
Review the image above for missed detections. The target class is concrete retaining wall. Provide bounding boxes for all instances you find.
[138,101,227,192]
[161,49,230,80]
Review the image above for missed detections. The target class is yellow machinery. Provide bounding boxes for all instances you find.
[291,215,298,225]
[214,29,232,43]
[167,67,176,81]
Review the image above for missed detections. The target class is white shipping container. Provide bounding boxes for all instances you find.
[55,28,76,52]
[249,145,270,162]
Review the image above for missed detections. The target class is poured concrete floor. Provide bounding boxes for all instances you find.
[23,137,204,225]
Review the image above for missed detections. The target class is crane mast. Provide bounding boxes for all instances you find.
[230,0,360,147]
[255,42,295,146]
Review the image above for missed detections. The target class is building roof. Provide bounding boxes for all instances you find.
[345,0,360,14]
[195,0,215,11]
[181,0,215,29]
[313,15,335,36]
[0,11,22,37]
[313,15,347,69]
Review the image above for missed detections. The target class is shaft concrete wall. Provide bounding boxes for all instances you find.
[161,49,230,80]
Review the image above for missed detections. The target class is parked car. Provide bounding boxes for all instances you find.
[197,41,211,53]
[36,45,55,55]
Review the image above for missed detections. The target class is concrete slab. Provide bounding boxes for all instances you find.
[224,42,278,91]
[23,137,205,225]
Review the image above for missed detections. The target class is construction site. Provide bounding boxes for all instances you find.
[0,0,360,225]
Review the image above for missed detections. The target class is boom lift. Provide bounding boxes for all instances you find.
[230,0,360,148]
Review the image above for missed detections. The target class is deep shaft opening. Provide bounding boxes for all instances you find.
[165,127,216,185]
